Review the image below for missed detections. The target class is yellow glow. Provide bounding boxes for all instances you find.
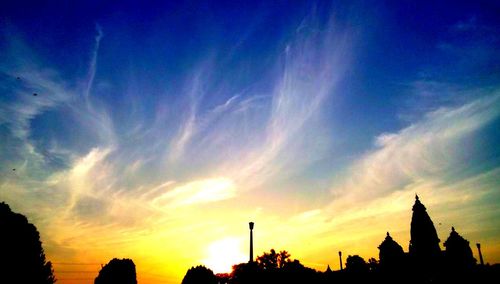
[203,238,247,274]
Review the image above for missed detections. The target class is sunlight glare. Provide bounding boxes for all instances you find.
[203,237,247,274]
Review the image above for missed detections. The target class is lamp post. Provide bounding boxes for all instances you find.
[476,243,484,265]
[339,251,343,271]
[249,222,254,263]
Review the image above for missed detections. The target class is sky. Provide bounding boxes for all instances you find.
[1,0,500,283]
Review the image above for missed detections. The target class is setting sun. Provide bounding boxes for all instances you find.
[203,238,247,274]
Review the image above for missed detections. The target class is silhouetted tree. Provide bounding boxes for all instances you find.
[368,257,379,273]
[181,265,217,284]
[94,258,137,284]
[230,262,260,284]
[256,249,291,270]
[216,272,230,284]
[345,255,369,274]
[0,202,56,284]
[231,250,320,284]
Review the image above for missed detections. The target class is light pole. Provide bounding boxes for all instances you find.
[476,243,484,265]
[339,251,343,271]
[249,222,254,263]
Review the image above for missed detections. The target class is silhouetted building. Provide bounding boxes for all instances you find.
[443,227,475,271]
[0,202,56,284]
[409,195,441,271]
[378,232,405,272]
[94,258,137,284]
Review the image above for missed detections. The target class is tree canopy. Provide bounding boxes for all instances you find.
[182,265,217,284]
[0,202,56,284]
[94,258,137,284]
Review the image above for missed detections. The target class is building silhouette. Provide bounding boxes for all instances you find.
[409,195,441,272]
[443,227,476,271]
[378,232,405,272]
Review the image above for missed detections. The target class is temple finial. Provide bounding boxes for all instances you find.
[387,232,390,237]
[451,226,455,232]
[415,194,419,201]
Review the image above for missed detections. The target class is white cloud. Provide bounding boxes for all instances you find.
[330,92,500,205]
[152,178,236,208]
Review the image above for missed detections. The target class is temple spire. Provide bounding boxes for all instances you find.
[444,226,475,270]
[378,231,405,273]
[409,195,441,271]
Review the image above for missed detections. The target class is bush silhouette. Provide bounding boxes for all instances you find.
[345,255,369,274]
[0,202,56,284]
[94,258,137,284]
[256,249,291,270]
[181,265,217,284]
[230,249,320,284]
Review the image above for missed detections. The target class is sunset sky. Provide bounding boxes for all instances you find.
[1,1,499,283]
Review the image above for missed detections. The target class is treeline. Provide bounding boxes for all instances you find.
[0,202,137,284]
[182,249,500,284]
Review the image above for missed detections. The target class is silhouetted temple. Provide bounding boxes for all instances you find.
[378,232,405,272]
[409,195,441,270]
[444,227,476,271]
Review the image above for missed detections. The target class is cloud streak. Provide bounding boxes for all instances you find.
[330,92,500,206]
[84,24,103,101]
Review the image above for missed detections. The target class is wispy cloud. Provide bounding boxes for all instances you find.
[84,24,103,100]
[152,178,236,208]
[329,92,500,206]
[0,65,73,140]
[167,69,206,162]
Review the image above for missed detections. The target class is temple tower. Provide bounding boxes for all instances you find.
[409,195,441,269]
[443,226,475,270]
[378,232,405,272]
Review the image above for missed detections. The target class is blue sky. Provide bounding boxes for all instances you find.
[1,1,500,283]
